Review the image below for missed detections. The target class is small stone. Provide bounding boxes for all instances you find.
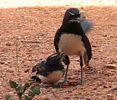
[93,87,97,90]
[6,42,12,46]
[24,69,30,73]
[86,98,91,100]
[7,69,14,73]
[64,96,70,99]
[107,94,113,100]
[0,62,5,64]
[103,85,108,88]
[104,64,116,69]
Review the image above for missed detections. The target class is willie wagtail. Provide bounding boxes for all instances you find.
[31,52,66,84]
[54,8,92,84]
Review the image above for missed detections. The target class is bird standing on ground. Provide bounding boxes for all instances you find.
[31,52,66,84]
[54,8,92,85]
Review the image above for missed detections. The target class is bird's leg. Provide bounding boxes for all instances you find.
[55,55,70,86]
[56,65,69,87]
[80,56,84,85]
[62,55,70,84]
[63,65,69,83]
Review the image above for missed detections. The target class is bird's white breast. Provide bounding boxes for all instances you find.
[37,71,64,83]
[58,34,86,55]
[47,71,64,83]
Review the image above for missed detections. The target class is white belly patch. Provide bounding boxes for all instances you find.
[47,71,63,83]
[58,34,86,55]
[37,71,63,83]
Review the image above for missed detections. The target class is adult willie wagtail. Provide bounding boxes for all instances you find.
[54,8,92,85]
[31,52,66,84]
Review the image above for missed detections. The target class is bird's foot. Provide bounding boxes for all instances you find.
[62,79,69,84]
[79,81,84,86]
[54,79,69,88]
[78,79,86,86]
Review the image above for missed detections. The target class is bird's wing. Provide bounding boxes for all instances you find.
[54,29,70,66]
[63,55,70,66]
[32,61,46,73]
[82,35,92,60]
[54,28,62,52]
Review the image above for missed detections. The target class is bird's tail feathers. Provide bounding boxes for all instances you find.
[80,12,93,33]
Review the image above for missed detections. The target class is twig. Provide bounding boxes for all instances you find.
[15,37,21,82]
[21,40,41,44]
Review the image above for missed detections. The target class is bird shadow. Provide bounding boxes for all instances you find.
[38,66,97,88]
[38,77,83,89]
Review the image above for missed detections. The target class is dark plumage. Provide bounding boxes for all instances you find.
[54,8,92,84]
[63,8,93,33]
[31,52,65,84]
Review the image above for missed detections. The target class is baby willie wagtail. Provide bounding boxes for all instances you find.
[54,8,92,85]
[31,52,66,84]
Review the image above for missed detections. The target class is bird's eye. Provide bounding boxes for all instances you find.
[69,11,75,16]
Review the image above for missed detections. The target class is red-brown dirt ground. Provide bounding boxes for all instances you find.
[0,6,117,100]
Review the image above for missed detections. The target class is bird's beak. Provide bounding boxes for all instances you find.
[69,17,80,23]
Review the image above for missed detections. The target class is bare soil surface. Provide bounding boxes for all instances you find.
[0,6,117,100]
[0,0,117,8]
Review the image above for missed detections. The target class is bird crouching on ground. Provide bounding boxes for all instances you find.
[54,8,92,85]
[31,52,66,84]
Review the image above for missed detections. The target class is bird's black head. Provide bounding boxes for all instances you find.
[46,52,65,66]
[63,8,81,24]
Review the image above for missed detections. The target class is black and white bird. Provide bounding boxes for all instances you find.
[31,52,66,84]
[54,8,92,85]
